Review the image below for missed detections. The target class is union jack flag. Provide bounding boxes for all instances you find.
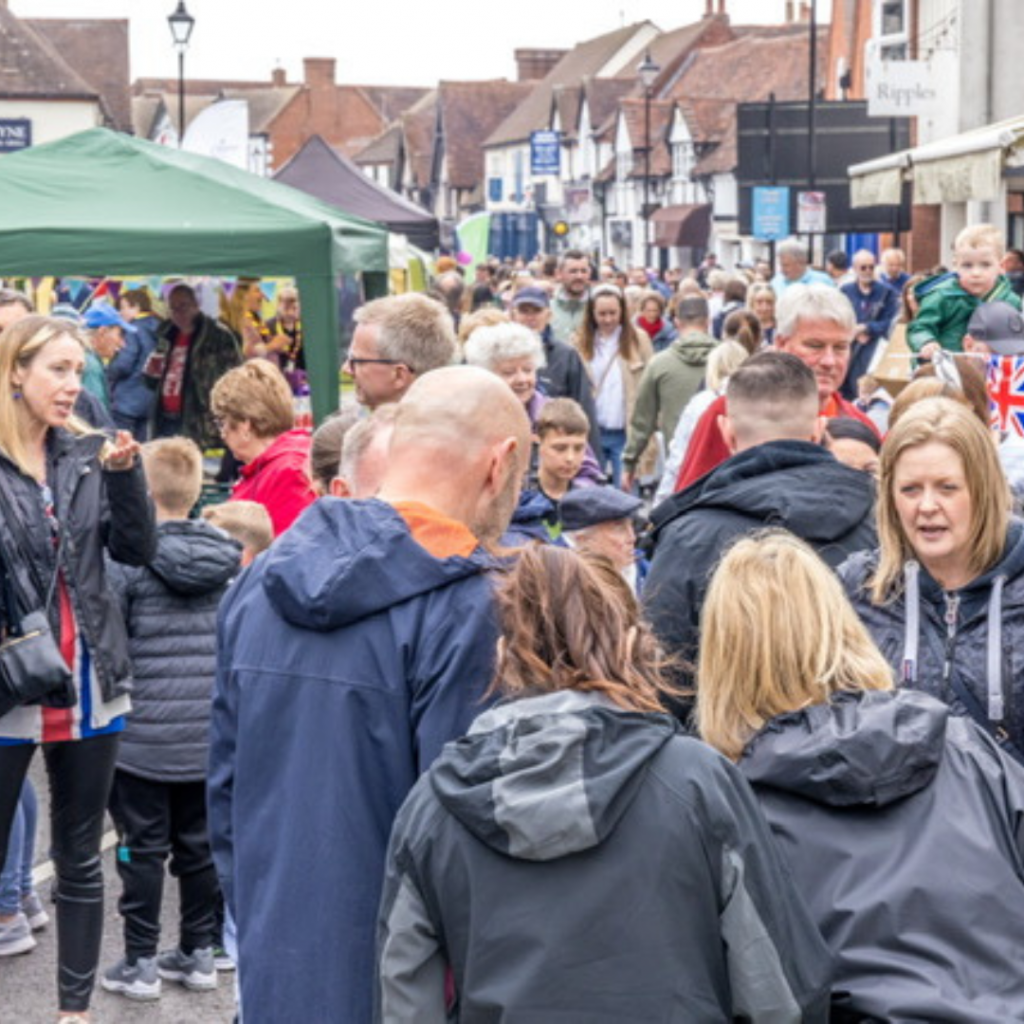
[988,355,1024,436]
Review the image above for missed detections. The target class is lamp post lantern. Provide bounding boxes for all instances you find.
[637,50,660,269]
[167,1,195,148]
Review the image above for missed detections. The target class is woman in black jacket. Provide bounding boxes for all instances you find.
[839,395,1024,760]
[698,531,1024,1023]
[0,315,155,1022]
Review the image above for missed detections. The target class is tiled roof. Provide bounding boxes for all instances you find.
[439,79,532,190]
[485,22,653,148]
[402,90,438,191]
[26,18,131,131]
[619,98,675,177]
[359,85,430,125]
[612,15,733,93]
[353,121,402,165]
[0,6,98,102]
[666,29,826,176]
[553,84,581,141]
[584,77,634,138]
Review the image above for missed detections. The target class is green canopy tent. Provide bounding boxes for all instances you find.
[0,128,389,422]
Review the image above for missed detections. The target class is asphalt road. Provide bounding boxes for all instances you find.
[1,760,237,1023]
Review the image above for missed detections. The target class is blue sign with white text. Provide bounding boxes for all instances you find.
[0,119,31,153]
[752,186,790,241]
[530,130,561,176]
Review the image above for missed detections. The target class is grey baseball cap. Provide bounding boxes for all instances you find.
[967,301,1024,355]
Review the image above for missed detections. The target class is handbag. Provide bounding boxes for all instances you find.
[0,487,74,719]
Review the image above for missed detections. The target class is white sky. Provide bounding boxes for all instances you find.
[10,0,832,87]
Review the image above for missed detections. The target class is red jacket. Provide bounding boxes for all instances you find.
[232,428,316,536]
[674,392,879,492]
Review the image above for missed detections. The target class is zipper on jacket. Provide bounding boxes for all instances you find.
[942,591,959,699]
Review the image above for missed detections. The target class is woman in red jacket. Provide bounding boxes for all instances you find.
[211,361,315,536]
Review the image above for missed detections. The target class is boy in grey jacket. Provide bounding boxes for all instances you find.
[101,438,241,1002]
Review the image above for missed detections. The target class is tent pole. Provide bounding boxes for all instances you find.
[296,272,340,425]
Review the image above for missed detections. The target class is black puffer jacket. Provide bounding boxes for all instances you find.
[840,520,1024,757]
[645,441,876,686]
[0,430,155,705]
[109,519,240,782]
[740,690,1024,1023]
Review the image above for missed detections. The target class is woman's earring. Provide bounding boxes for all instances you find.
[11,390,21,400]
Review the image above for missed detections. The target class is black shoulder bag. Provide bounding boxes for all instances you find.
[0,487,75,719]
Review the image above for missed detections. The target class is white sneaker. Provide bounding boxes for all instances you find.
[0,911,36,956]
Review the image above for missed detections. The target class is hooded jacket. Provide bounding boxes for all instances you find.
[376,690,833,1023]
[907,271,1021,353]
[840,520,1024,757]
[208,498,504,1024]
[108,519,241,782]
[231,427,316,536]
[645,441,876,687]
[740,689,1024,1023]
[622,329,717,473]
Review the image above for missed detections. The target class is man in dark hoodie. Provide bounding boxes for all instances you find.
[208,366,531,1023]
[644,351,876,696]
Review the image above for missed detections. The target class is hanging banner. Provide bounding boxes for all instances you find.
[797,191,827,234]
[866,59,939,118]
[530,130,561,176]
[752,186,790,240]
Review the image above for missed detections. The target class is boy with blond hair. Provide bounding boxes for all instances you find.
[102,438,241,1002]
[909,223,1021,355]
[203,501,273,567]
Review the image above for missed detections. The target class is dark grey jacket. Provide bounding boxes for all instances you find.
[376,690,833,1023]
[0,430,155,704]
[840,520,1024,757]
[741,690,1024,1023]
[109,519,240,782]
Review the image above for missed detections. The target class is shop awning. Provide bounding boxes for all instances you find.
[652,203,711,248]
[849,113,1024,207]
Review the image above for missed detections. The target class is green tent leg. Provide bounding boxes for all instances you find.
[297,272,340,426]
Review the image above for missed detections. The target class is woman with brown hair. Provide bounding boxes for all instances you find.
[376,544,832,1023]
[699,530,1024,1022]
[573,284,653,485]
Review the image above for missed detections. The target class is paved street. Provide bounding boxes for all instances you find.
[1,761,237,1023]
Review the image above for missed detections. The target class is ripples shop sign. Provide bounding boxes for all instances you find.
[0,120,31,153]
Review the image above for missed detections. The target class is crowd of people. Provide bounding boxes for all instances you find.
[1,221,1024,1022]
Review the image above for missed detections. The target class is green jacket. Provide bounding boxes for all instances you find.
[907,273,1021,353]
[83,348,110,411]
[623,330,716,471]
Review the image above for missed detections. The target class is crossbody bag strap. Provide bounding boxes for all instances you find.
[947,670,1024,766]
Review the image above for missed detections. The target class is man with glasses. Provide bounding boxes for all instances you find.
[839,250,899,400]
[346,293,457,410]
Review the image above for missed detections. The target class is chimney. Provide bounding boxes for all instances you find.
[704,0,714,15]
[303,57,336,90]
[514,48,568,82]
[271,67,286,87]
[717,0,726,14]
[799,1,811,20]
[785,0,795,22]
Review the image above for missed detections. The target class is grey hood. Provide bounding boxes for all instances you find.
[740,690,947,808]
[430,690,677,861]
[148,519,241,596]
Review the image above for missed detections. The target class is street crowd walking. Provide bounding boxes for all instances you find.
[2,225,1024,1022]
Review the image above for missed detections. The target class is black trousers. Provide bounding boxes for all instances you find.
[0,732,120,1013]
[107,769,219,959]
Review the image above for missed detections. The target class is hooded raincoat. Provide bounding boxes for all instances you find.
[208,498,503,1023]
[739,689,1024,1023]
[376,690,833,1023]
[840,520,1024,759]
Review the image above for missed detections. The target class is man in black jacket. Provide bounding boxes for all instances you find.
[644,351,876,698]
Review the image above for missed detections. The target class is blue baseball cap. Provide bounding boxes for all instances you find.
[83,303,128,330]
[560,486,642,531]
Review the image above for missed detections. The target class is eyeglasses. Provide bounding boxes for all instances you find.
[855,264,876,271]
[213,416,231,433]
[344,356,403,369]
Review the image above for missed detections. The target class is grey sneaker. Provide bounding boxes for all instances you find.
[101,955,161,1001]
[157,945,218,991]
[213,944,236,972]
[0,912,36,957]
[20,890,49,931]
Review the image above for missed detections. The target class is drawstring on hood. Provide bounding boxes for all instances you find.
[987,575,1007,722]
[901,560,920,684]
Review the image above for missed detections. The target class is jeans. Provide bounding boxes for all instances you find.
[107,770,220,960]
[599,427,628,488]
[0,779,37,914]
[0,733,120,1013]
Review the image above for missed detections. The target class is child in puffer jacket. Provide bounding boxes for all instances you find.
[101,438,241,1002]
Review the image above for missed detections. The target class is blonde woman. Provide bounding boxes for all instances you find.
[0,316,155,1022]
[698,530,1024,1022]
[840,397,1024,756]
[377,544,831,1022]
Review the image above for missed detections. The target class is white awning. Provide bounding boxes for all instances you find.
[848,113,1024,208]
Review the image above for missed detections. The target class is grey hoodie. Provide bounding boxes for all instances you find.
[741,689,1024,1023]
[377,690,832,1023]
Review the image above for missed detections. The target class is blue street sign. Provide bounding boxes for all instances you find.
[530,130,561,176]
[752,186,790,241]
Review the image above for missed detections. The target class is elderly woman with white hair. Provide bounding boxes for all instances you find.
[465,321,603,486]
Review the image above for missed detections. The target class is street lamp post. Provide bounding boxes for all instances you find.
[167,1,195,148]
[636,50,660,270]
